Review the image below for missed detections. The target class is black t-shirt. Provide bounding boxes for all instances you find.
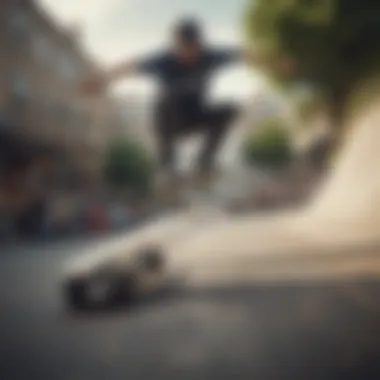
[136,47,241,112]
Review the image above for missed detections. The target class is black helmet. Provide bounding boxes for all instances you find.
[174,17,203,46]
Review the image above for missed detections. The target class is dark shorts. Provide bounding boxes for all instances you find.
[153,100,239,170]
[154,100,238,136]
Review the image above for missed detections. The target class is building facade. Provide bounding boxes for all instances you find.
[0,0,117,182]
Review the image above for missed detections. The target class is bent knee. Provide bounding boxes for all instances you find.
[209,103,239,128]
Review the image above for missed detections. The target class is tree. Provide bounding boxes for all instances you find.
[242,118,293,169]
[104,139,154,195]
[245,0,380,134]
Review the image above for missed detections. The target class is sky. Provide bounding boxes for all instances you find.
[37,0,263,102]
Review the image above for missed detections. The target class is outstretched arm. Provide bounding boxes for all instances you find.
[104,60,139,83]
[80,52,165,96]
[242,48,297,75]
[79,59,139,96]
[210,47,296,76]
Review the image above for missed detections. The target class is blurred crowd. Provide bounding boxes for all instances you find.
[0,131,151,243]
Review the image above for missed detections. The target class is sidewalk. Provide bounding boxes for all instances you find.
[0,230,125,256]
[0,211,162,255]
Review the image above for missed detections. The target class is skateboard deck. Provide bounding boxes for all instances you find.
[62,204,227,311]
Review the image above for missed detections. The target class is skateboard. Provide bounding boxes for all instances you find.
[63,245,166,311]
[61,209,212,312]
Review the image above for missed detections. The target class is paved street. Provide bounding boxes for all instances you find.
[1,237,380,380]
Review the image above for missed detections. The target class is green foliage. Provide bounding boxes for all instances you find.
[243,118,293,169]
[245,0,380,123]
[104,139,154,195]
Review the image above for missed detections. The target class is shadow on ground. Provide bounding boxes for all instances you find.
[62,276,380,378]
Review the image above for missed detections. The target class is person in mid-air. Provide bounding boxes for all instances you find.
[81,18,294,190]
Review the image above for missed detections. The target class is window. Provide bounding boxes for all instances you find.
[9,8,30,47]
[55,103,70,126]
[11,74,29,97]
[60,56,78,81]
[60,53,85,82]
[10,8,28,29]
[7,74,30,119]
[44,96,65,126]
[33,33,52,64]
[65,107,75,129]
[72,111,91,142]
[44,95,55,116]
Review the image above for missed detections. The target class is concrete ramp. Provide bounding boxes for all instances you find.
[164,101,380,284]
[297,100,380,239]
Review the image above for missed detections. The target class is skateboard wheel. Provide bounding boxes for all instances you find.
[139,246,165,272]
[64,274,137,312]
[64,279,89,311]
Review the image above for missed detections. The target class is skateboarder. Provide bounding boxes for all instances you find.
[80,18,294,191]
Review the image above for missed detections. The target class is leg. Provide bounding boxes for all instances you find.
[197,103,239,175]
[153,102,185,204]
[154,102,177,173]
